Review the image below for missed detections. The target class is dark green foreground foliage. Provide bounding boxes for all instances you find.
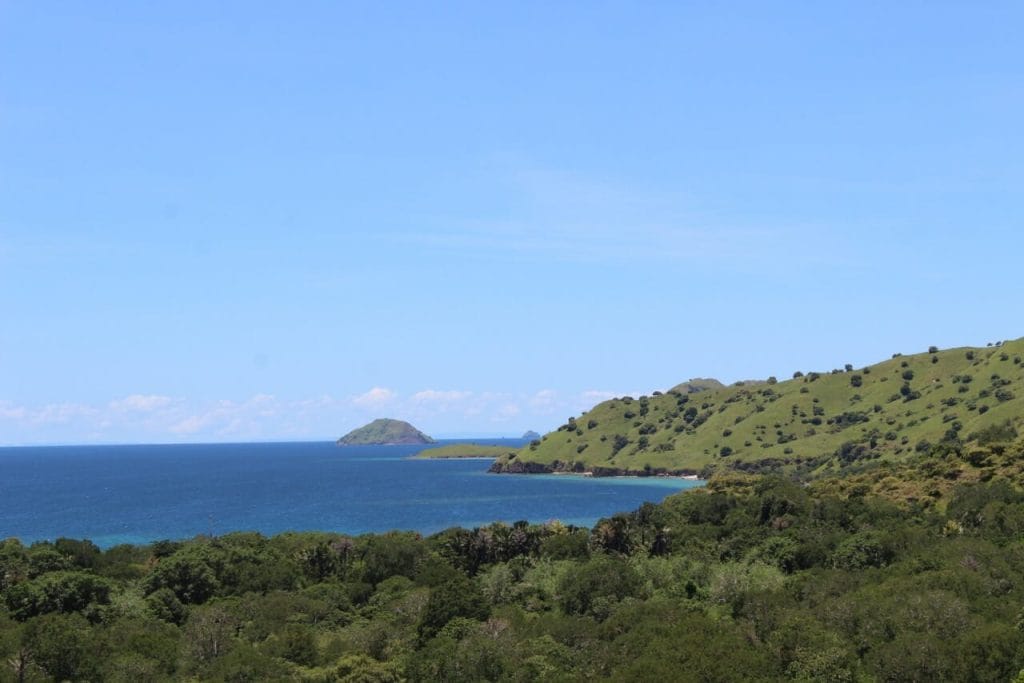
[6,472,1024,681]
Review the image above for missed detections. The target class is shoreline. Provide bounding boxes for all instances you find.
[488,458,703,479]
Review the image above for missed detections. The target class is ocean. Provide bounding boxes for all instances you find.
[0,440,703,547]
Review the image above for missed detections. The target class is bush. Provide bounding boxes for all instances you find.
[418,576,489,641]
[970,420,1018,445]
[832,531,893,570]
[557,557,641,618]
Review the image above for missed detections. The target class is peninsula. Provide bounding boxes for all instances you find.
[336,418,435,446]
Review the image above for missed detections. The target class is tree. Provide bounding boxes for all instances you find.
[557,556,641,618]
[182,604,237,665]
[4,571,112,621]
[144,552,218,604]
[417,577,489,642]
[22,613,99,682]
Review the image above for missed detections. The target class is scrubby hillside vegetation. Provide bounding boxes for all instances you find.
[5,468,1024,680]
[494,338,1024,480]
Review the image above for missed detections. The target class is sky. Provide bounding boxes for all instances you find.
[1,2,1022,445]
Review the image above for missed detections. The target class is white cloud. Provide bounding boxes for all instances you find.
[0,401,27,420]
[579,390,618,403]
[0,384,644,445]
[529,389,558,413]
[496,403,521,419]
[32,403,98,425]
[351,387,397,408]
[109,394,175,413]
[411,389,471,404]
[169,414,206,435]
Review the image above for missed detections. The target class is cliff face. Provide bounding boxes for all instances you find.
[337,419,436,446]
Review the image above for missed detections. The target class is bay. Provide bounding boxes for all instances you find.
[0,440,702,547]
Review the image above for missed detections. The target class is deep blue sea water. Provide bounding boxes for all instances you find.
[0,440,702,548]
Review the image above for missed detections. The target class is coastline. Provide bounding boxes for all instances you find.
[488,458,702,479]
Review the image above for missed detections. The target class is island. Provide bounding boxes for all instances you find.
[336,418,435,446]
[521,430,541,439]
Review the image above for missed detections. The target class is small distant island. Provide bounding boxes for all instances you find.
[521,430,541,439]
[336,418,435,446]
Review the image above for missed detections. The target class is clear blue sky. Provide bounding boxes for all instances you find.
[2,2,1021,445]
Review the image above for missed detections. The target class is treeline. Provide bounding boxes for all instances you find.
[4,470,1024,681]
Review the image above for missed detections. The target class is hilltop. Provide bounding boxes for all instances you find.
[337,419,435,446]
[493,337,1024,479]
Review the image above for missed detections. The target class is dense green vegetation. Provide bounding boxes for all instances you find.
[495,338,1024,478]
[413,444,517,459]
[337,419,435,446]
[6,432,1024,681]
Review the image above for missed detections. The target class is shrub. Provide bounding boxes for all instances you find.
[929,345,939,353]
[969,420,1018,445]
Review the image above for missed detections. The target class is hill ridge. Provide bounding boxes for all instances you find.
[493,337,1024,477]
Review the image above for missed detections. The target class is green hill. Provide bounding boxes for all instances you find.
[337,418,435,446]
[493,338,1024,477]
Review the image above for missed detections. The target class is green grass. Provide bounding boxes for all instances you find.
[496,337,1024,476]
[413,444,516,459]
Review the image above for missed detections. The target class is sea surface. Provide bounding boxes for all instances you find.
[0,440,703,548]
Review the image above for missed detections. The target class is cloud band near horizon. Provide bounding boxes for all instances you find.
[0,386,635,446]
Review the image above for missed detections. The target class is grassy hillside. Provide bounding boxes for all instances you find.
[413,444,517,459]
[494,337,1024,477]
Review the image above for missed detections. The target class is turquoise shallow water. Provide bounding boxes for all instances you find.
[0,440,702,547]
